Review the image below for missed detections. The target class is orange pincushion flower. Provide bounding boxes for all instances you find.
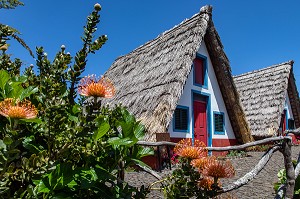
[191,157,207,170]
[191,156,216,171]
[0,98,38,119]
[78,75,115,98]
[174,139,207,159]
[202,158,235,179]
[198,176,221,190]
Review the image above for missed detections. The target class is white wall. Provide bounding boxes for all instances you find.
[285,93,294,120]
[168,40,235,145]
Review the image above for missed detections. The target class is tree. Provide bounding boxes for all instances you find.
[0,0,23,9]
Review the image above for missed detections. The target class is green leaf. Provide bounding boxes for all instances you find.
[36,163,74,193]
[11,75,27,83]
[23,136,42,153]
[131,158,152,170]
[133,122,145,140]
[53,163,74,188]
[34,180,50,193]
[82,169,98,181]
[68,115,78,122]
[0,140,6,150]
[67,180,77,189]
[19,118,42,124]
[108,137,133,146]
[121,108,135,124]
[74,168,98,189]
[72,104,81,114]
[0,90,5,99]
[4,82,13,97]
[93,120,110,141]
[8,149,20,154]
[9,82,24,97]
[3,136,13,145]
[94,165,115,181]
[19,86,38,100]
[0,70,10,91]
[118,120,134,138]
[138,147,154,158]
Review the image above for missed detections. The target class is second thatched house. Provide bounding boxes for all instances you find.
[233,61,300,140]
[102,5,254,147]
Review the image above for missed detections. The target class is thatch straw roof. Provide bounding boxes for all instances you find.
[101,5,253,143]
[233,61,300,139]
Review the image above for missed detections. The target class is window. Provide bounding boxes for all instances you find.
[288,119,295,130]
[194,58,204,85]
[214,112,225,134]
[174,106,189,132]
[193,55,207,88]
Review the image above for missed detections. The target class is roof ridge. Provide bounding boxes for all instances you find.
[200,5,213,15]
[114,5,212,61]
[233,60,294,79]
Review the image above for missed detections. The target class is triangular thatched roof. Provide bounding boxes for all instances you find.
[102,5,253,143]
[233,61,300,139]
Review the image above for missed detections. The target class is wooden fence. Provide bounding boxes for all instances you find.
[137,128,300,199]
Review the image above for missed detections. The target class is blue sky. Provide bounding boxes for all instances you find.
[2,1,300,88]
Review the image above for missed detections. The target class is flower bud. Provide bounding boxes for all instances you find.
[0,44,8,51]
[94,3,101,11]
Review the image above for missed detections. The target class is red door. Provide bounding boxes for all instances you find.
[193,101,207,145]
[282,109,287,132]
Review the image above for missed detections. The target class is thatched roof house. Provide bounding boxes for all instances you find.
[102,5,253,144]
[234,61,300,139]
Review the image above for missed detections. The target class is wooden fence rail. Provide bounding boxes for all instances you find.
[137,128,300,199]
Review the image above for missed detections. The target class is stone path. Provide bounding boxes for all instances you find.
[125,145,300,199]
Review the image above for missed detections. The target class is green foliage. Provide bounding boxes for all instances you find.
[0,24,34,57]
[0,0,23,9]
[274,160,300,198]
[226,150,247,158]
[162,159,203,198]
[0,69,38,101]
[0,3,152,199]
[161,158,218,199]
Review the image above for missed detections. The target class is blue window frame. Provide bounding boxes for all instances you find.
[173,106,189,132]
[193,53,208,89]
[213,111,225,135]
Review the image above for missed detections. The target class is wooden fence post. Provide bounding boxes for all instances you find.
[282,138,295,199]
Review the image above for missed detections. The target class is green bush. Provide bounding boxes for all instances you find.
[274,160,300,198]
[159,139,235,198]
[0,3,152,198]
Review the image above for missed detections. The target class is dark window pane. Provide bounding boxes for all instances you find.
[174,108,188,131]
[214,113,224,132]
[288,119,295,130]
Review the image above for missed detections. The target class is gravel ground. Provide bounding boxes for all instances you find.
[125,145,300,199]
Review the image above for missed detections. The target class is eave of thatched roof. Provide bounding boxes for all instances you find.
[101,5,253,143]
[204,21,254,144]
[287,68,300,128]
[233,61,300,139]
